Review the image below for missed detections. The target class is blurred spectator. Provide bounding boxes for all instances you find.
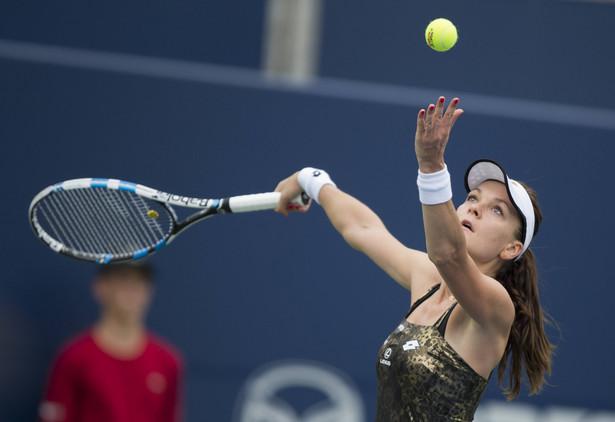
[39,262,184,422]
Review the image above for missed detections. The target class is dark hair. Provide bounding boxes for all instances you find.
[495,182,555,399]
[97,261,154,282]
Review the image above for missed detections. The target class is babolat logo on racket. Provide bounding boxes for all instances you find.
[153,191,212,208]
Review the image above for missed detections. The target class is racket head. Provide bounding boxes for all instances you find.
[29,178,177,263]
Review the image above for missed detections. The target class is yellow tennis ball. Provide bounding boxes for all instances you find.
[425,18,458,52]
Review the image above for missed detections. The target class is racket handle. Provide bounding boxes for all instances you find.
[228,192,309,213]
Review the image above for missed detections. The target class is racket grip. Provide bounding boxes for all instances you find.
[228,192,309,213]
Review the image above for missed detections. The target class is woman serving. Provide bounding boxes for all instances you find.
[274,97,554,421]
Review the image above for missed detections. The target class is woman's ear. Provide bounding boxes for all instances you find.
[500,240,523,261]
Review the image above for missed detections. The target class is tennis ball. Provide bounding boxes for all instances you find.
[425,18,457,52]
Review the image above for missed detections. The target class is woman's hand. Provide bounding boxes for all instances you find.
[274,172,312,216]
[415,96,463,173]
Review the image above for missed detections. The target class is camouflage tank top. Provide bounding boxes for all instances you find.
[376,284,489,421]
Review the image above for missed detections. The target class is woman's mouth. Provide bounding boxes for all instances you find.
[461,220,474,232]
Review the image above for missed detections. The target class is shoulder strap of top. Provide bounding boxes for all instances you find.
[435,302,459,337]
[405,284,441,318]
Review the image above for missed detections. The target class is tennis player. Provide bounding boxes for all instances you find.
[39,263,184,422]
[275,97,554,421]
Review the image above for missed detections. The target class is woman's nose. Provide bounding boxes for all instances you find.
[468,203,480,217]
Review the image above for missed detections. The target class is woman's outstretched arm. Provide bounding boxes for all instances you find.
[275,172,437,292]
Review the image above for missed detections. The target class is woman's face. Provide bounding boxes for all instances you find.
[456,180,523,263]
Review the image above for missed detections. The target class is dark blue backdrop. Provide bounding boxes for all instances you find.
[1,1,614,420]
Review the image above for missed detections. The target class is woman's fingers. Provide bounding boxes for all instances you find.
[420,97,449,139]
[416,109,426,133]
[434,96,446,121]
[275,192,291,216]
[451,108,464,128]
[274,172,309,217]
[424,103,436,137]
[415,97,462,168]
[443,98,459,128]
[274,178,293,216]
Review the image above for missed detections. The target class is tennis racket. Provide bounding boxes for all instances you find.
[29,178,308,264]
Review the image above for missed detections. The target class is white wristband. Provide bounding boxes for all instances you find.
[417,165,452,205]
[298,167,336,205]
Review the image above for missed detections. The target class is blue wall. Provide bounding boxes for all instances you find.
[1,1,614,420]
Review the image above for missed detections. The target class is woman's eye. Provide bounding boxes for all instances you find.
[468,195,477,202]
[494,207,503,216]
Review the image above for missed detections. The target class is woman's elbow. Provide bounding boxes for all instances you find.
[341,222,377,251]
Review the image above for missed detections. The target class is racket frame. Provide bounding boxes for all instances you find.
[29,178,304,264]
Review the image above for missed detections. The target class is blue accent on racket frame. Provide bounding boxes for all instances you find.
[96,254,113,264]
[155,239,167,251]
[133,248,149,259]
[118,181,137,193]
[90,178,109,188]
[211,199,220,209]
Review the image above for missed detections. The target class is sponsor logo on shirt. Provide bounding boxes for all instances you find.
[383,324,406,346]
[402,340,421,351]
[380,348,392,366]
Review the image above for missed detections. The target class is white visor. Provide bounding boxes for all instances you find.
[464,159,535,261]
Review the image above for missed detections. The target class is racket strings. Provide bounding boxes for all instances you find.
[117,191,165,246]
[47,192,92,251]
[128,194,167,237]
[73,189,129,254]
[38,197,78,249]
[33,188,173,259]
[107,190,152,251]
[66,190,113,254]
[96,191,150,253]
[45,190,124,255]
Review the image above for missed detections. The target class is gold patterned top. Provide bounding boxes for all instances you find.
[376,284,489,421]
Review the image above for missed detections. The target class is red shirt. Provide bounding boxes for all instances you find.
[39,330,184,422]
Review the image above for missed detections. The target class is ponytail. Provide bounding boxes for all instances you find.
[495,182,556,399]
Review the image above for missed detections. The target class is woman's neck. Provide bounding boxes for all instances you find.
[471,254,503,278]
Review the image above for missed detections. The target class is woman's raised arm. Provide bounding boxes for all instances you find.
[415,97,514,331]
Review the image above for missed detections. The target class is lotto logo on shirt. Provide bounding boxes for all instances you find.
[403,340,421,351]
